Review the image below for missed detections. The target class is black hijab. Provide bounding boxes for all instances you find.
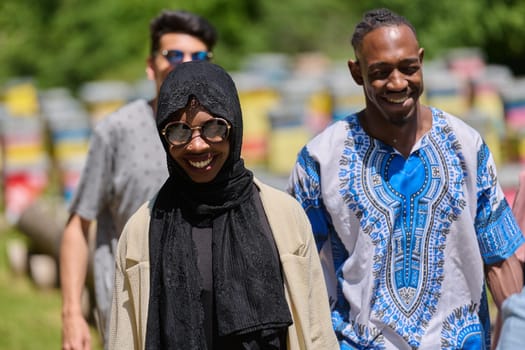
[145,61,292,349]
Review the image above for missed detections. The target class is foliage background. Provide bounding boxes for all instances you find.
[1,0,524,92]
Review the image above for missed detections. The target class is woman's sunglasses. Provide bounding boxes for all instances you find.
[160,49,213,67]
[161,118,231,147]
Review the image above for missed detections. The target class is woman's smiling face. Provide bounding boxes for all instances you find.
[167,102,230,184]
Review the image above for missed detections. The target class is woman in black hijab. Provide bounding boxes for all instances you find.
[109,61,338,350]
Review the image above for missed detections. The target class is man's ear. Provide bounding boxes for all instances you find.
[348,59,363,86]
[146,56,155,80]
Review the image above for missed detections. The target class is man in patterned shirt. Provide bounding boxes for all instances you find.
[288,8,524,349]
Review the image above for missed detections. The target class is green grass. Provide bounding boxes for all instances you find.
[0,226,102,350]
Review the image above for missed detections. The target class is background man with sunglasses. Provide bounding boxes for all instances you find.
[59,10,217,350]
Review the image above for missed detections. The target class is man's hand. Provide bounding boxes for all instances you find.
[511,171,525,262]
[61,311,91,350]
[60,214,92,350]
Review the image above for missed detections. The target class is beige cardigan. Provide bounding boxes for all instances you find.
[108,179,339,350]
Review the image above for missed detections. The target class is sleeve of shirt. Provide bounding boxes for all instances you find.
[68,122,114,220]
[475,142,525,265]
[287,146,334,252]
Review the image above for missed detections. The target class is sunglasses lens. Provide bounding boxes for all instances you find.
[164,50,184,66]
[165,123,191,145]
[162,50,211,66]
[202,119,229,142]
[192,51,210,61]
[163,119,229,146]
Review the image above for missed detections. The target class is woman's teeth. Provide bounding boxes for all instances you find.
[189,158,212,169]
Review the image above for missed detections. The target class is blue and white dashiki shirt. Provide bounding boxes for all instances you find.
[288,107,525,349]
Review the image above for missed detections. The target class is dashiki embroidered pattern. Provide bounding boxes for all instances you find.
[288,108,524,349]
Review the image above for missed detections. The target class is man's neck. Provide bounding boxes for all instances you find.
[148,98,157,116]
[358,105,432,158]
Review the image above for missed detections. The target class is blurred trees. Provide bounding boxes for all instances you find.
[353,0,525,70]
[1,0,524,91]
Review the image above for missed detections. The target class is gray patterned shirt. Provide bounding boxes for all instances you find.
[69,99,168,344]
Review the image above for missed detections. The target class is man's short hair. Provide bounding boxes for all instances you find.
[150,10,218,55]
[351,8,416,53]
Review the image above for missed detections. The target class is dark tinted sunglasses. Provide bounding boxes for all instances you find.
[160,49,213,66]
[161,118,231,147]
